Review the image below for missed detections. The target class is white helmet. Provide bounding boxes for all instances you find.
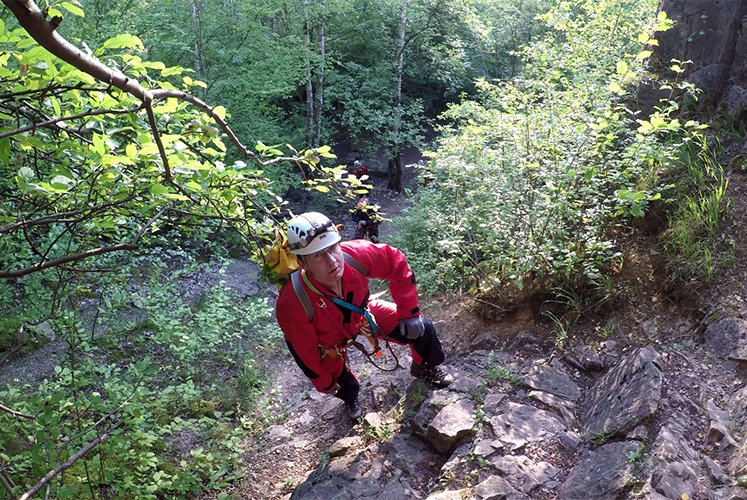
[287,212,341,255]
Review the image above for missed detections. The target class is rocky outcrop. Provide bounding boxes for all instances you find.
[581,346,662,438]
[647,0,747,122]
[285,317,747,499]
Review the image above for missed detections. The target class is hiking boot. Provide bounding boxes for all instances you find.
[346,399,363,420]
[410,363,454,388]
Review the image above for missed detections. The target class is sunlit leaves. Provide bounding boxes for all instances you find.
[394,0,701,304]
[46,0,85,19]
[0,5,292,284]
[100,33,145,52]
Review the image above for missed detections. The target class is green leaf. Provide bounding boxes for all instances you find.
[60,2,85,17]
[636,50,652,60]
[608,82,623,95]
[616,61,629,77]
[161,67,185,77]
[142,61,166,70]
[67,68,96,84]
[18,135,46,150]
[150,183,168,196]
[153,97,178,113]
[125,143,137,158]
[103,34,144,51]
[0,137,9,166]
[165,193,191,201]
[91,134,106,156]
[17,167,35,181]
[212,138,226,152]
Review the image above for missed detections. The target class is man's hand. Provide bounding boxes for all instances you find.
[399,315,425,339]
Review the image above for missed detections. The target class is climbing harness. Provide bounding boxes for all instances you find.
[290,253,401,371]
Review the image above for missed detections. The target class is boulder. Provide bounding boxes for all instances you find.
[557,441,643,500]
[427,399,476,454]
[582,347,662,438]
[705,317,747,361]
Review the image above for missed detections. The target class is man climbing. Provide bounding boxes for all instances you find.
[351,160,369,180]
[275,212,453,420]
[351,160,371,198]
[350,197,382,242]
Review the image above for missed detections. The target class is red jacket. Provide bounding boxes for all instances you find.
[276,239,420,393]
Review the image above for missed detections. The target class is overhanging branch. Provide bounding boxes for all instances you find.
[18,433,108,500]
[0,243,138,279]
[1,0,266,168]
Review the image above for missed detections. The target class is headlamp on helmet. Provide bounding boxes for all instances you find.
[286,212,342,255]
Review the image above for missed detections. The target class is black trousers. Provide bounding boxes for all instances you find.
[334,316,445,405]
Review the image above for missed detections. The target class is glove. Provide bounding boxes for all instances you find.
[399,315,425,340]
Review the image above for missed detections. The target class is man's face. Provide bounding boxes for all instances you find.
[301,243,344,283]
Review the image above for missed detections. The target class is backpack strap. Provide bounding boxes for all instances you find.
[291,271,315,322]
[343,252,367,276]
[291,251,369,322]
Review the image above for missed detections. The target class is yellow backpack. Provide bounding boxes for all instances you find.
[261,229,299,285]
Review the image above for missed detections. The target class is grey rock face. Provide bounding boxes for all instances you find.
[652,0,746,111]
[705,317,747,361]
[641,420,703,499]
[490,402,567,451]
[288,337,747,500]
[582,346,663,438]
[472,474,526,500]
[557,440,643,500]
[522,361,581,402]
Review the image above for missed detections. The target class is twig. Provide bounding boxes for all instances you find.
[467,296,510,314]
[18,433,108,500]
[0,402,35,420]
[0,459,18,499]
[0,105,143,139]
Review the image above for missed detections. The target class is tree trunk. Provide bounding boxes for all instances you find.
[388,0,408,192]
[387,153,402,192]
[302,0,315,148]
[313,1,325,146]
[191,0,203,81]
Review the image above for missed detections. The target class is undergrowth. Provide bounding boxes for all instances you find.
[0,243,282,499]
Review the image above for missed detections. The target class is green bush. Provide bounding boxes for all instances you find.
[395,0,723,311]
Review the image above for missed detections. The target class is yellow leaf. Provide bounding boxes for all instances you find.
[681,493,689,500]
[609,82,624,94]
[213,105,226,120]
